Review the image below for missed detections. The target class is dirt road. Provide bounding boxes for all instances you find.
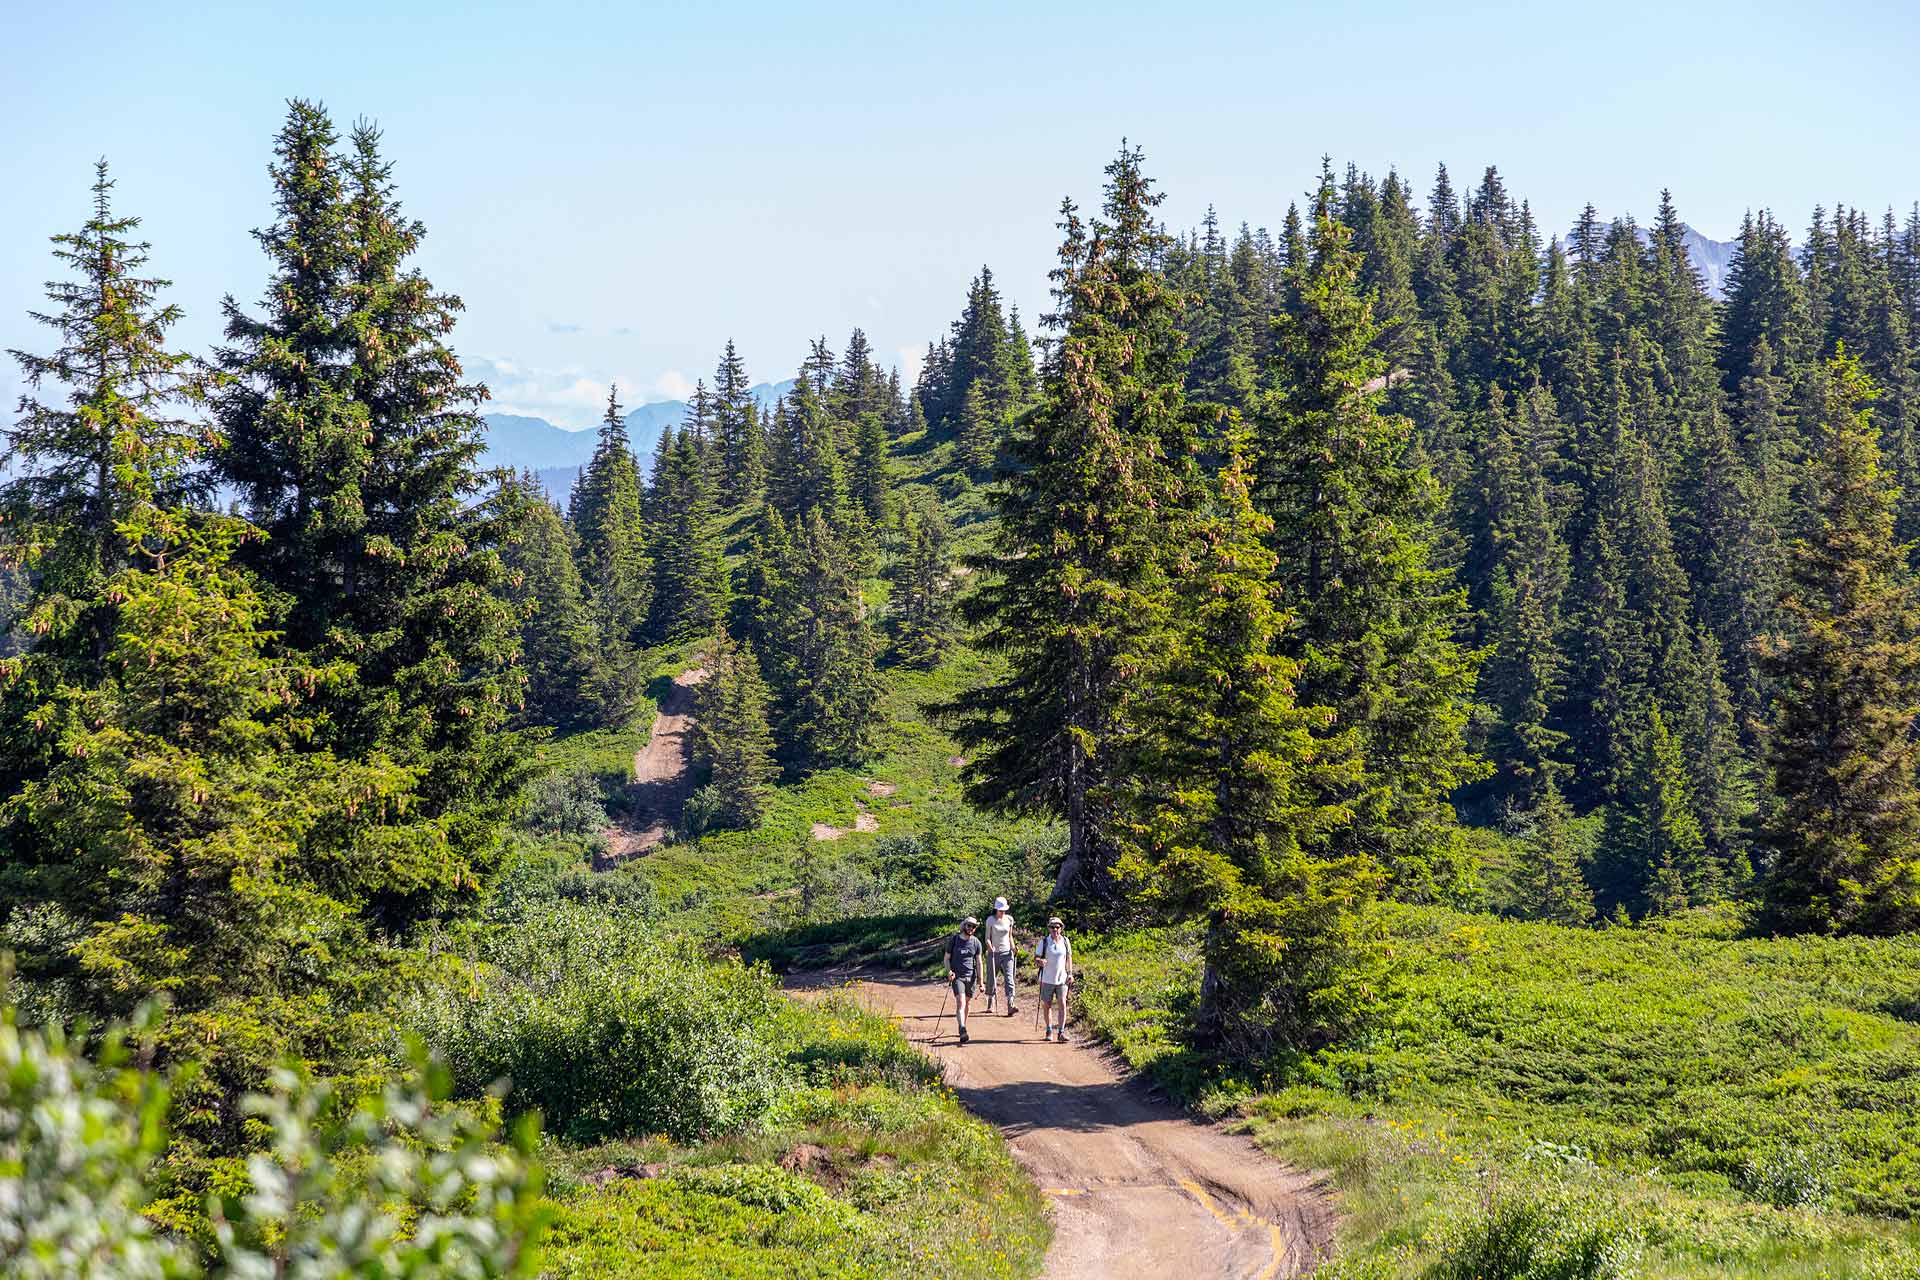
[828,974,1334,1279]
[600,668,705,862]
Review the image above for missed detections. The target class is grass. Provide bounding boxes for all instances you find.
[535,989,1050,1280]
[1073,907,1920,1276]
[636,646,1061,942]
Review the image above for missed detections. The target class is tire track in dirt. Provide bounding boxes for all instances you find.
[795,973,1335,1279]
[598,667,705,864]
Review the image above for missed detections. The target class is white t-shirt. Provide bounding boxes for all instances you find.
[984,913,1015,954]
[1034,934,1072,985]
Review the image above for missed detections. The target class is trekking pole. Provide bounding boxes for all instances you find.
[934,982,950,1043]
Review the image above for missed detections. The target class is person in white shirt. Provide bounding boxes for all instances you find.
[1034,916,1073,1042]
[982,896,1018,1015]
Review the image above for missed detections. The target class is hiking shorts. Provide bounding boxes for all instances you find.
[1041,981,1066,1004]
[951,975,977,999]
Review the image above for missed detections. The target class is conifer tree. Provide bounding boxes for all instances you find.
[1597,703,1706,917]
[890,496,957,667]
[850,411,891,523]
[692,628,778,828]
[766,373,844,523]
[712,339,764,506]
[649,421,728,640]
[777,511,882,769]
[1113,445,1380,1053]
[1252,204,1486,899]
[1509,780,1596,926]
[1761,354,1920,935]
[500,472,597,728]
[945,145,1194,896]
[569,387,650,716]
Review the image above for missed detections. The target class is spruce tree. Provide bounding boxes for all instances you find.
[1509,779,1596,926]
[1252,204,1486,900]
[850,411,891,523]
[213,106,526,922]
[500,472,597,728]
[890,496,957,668]
[692,628,777,828]
[944,146,1194,896]
[1760,354,1920,935]
[649,421,728,640]
[713,339,764,506]
[1113,445,1380,1053]
[569,387,650,716]
[1598,703,1706,918]
[777,511,882,770]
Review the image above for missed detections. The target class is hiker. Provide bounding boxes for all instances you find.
[982,896,1019,1015]
[1035,916,1073,1042]
[945,915,983,1044]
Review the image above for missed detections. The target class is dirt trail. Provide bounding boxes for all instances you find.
[599,668,705,862]
[812,974,1334,1279]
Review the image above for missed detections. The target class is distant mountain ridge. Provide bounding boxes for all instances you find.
[1559,220,1741,300]
[483,380,793,499]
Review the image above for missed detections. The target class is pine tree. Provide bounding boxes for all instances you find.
[569,387,650,716]
[1252,204,1487,900]
[766,373,844,523]
[1760,354,1920,935]
[712,339,764,506]
[944,145,1194,897]
[1599,703,1706,918]
[213,107,527,924]
[850,410,891,523]
[649,421,727,640]
[500,472,597,728]
[957,379,998,475]
[890,496,957,668]
[1510,780,1596,926]
[1113,444,1380,1053]
[692,628,777,828]
[1,162,204,683]
[778,511,882,769]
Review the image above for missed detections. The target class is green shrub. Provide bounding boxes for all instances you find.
[412,905,785,1142]
[0,1004,543,1279]
[0,1007,188,1279]
[524,767,609,837]
[1739,1144,1833,1209]
[1429,1194,1639,1280]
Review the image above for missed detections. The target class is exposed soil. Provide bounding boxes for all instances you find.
[598,668,705,864]
[799,973,1335,1279]
[809,807,880,841]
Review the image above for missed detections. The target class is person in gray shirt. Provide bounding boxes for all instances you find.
[945,915,983,1044]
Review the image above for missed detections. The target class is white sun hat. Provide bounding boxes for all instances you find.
[993,896,1009,911]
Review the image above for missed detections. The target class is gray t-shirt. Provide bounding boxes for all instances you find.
[947,932,982,980]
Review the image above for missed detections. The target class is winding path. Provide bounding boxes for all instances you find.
[811,974,1335,1279]
[599,667,705,862]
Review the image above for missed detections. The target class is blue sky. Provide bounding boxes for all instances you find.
[4,0,1917,428]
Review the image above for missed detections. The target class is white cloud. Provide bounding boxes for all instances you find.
[895,345,925,386]
[650,369,695,401]
[471,356,690,428]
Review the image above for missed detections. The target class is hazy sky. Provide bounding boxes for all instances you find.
[4,1,1917,428]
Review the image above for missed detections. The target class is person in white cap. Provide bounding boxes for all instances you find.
[982,895,1019,1015]
[1035,916,1073,1042]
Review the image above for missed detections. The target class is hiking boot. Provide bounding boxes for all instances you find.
[1006,1005,1019,1016]
[958,1028,970,1044]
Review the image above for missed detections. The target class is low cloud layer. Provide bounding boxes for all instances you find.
[470,356,694,428]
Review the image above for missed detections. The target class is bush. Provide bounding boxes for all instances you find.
[411,905,786,1142]
[0,1004,543,1279]
[524,767,608,837]
[1428,1194,1639,1280]
[1738,1144,1832,1209]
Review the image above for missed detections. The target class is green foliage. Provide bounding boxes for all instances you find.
[946,144,1194,897]
[888,495,958,669]
[1252,194,1486,901]
[0,1007,188,1279]
[410,905,786,1142]
[501,474,600,729]
[691,629,778,829]
[0,1005,544,1279]
[1427,1195,1639,1280]
[569,388,653,719]
[523,766,609,837]
[1762,353,1920,935]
